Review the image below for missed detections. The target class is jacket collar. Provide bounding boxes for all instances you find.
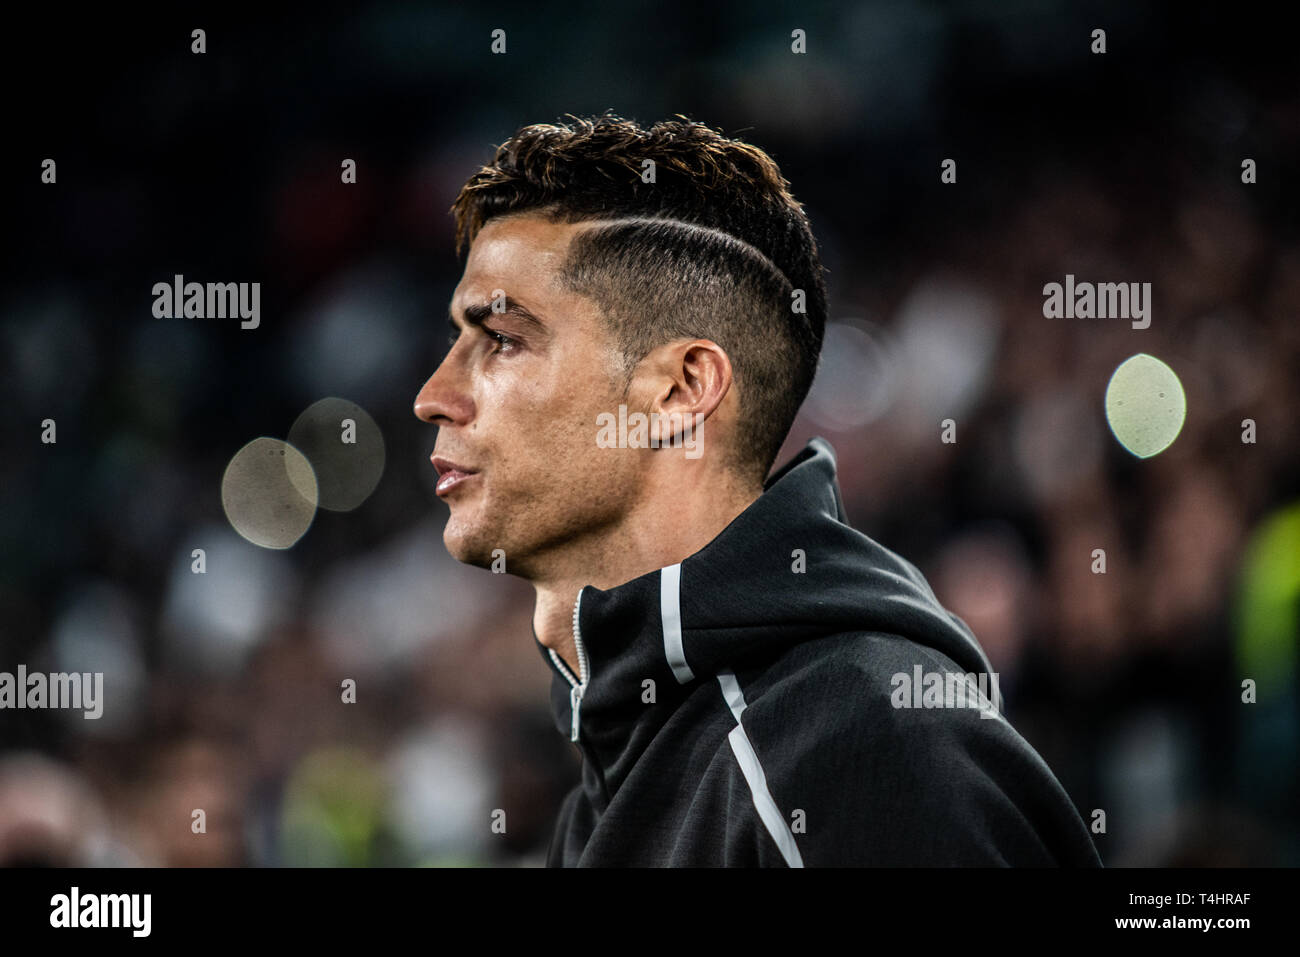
[533,436,989,800]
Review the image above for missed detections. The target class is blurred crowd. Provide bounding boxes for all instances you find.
[2,3,1296,866]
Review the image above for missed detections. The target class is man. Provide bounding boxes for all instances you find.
[414,113,1101,867]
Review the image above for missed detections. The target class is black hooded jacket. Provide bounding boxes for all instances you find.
[536,437,1102,867]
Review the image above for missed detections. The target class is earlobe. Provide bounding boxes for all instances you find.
[638,339,732,440]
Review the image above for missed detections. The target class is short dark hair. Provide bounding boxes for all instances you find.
[449,112,828,480]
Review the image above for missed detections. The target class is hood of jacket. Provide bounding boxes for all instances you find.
[535,436,994,801]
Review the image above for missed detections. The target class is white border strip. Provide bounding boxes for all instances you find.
[717,670,748,721]
[660,563,693,684]
[717,670,804,868]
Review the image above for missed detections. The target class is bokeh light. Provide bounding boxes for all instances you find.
[287,398,386,512]
[221,438,319,549]
[803,319,897,431]
[1104,353,1187,458]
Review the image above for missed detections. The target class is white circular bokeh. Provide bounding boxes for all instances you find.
[221,437,319,549]
[287,397,385,512]
[1104,354,1187,459]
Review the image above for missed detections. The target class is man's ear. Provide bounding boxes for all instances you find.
[639,339,733,445]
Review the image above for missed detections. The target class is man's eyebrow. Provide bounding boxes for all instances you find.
[447,298,548,331]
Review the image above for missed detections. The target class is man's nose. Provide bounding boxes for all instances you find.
[413,356,473,426]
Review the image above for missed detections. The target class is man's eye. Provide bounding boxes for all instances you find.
[486,329,518,352]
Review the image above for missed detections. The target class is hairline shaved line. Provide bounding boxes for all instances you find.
[561,215,795,291]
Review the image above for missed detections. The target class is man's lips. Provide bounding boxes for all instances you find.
[431,456,479,497]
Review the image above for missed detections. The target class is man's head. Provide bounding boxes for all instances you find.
[414,114,827,578]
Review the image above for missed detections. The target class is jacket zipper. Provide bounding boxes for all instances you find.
[548,588,589,742]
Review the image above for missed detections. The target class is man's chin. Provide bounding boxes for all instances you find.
[441,520,496,569]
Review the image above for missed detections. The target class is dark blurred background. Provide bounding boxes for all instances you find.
[1,1,1297,866]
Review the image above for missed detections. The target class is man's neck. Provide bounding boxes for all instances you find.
[533,473,762,678]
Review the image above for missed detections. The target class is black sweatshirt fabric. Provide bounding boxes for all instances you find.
[537,437,1102,867]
